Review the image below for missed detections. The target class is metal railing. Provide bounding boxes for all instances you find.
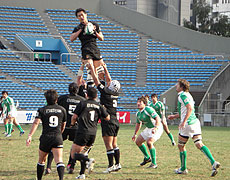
[60,53,81,64]
[10,51,52,61]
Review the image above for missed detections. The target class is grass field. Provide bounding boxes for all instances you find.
[0,124,229,180]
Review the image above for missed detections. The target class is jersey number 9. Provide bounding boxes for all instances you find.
[49,116,58,127]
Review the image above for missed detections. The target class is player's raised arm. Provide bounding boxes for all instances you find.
[26,118,41,146]
[76,64,85,86]
[70,23,85,42]
[102,63,112,86]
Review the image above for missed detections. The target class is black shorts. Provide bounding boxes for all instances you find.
[101,123,119,137]
[82,49,101,61]
[39,134,63,153]
[62,128,77,141]
[74,133,96,147]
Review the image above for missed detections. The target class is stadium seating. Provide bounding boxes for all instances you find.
[46,8,139,61]
[0,76,44,110]
[0,6,49,43]
[0,7,228,113]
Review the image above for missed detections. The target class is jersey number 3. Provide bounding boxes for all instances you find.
[49,116,58,127]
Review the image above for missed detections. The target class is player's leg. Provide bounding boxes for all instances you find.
[37,150,48,180]
[192,135,220,176]
[93,59,105,82]
[103,135,115,172]
[72,143,88,179]
[112,136,121,171]
[3,117,8,135]
[82,58,94,86]
[52,147,65,180]
[71,133,94,178]
[135,134,151,166]
[146,137,157,168]
[111,125,121,171]
[175,134,189,174]
[66,129,76,174]
[45,151,53,175]
[161,118,175,145]
[6,117,13,137]
[12,117,25,136]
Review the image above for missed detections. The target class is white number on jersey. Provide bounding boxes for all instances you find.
[49,116,58,127]
[89,110,95,121]
[113,100,117,107]
[68,105,77,115]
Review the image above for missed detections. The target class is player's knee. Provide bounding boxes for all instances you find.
[146,142,153,149]
[193,137,203,149]
[96,65,104,74]
[178,139,187,147]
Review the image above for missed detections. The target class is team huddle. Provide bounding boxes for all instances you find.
[0,7,220,180]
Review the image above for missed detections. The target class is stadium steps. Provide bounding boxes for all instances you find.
[136,36,148,86]
[202,62,229,88]
[56,64,76,81]
[0,35,18,52]
[40,11,60,36]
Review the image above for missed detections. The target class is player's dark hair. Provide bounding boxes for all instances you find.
[75,8,86,17]
[69,82,79,95]
[151,93,158,98]
[1,91,8,95]
[44,89,58,105]
[87,87,97,99]
[137,96,147,105]
[178,79,190,92]
[145,94,149,99]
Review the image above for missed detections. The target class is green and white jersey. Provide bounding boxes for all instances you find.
[2,96,17,114]
[150,101,164,118]
[136,106,158,128]
[177,91,198,125]
[146,99,151,106]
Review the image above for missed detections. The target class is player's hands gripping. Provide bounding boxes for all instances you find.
[78,23,85,30]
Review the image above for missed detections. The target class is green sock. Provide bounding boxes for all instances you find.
[4,123,8,134]
[180,151,187,171]
[168,133,175,142]
[16,125,24,132]
[149,147,156,165]
[8,124,13,135]
[138,144,150,160]
[200,146,215,165]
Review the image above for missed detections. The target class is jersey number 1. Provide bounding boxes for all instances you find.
[89,110,95,121]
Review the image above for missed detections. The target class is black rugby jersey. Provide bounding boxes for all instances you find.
[36,104,67,135]
[72,21,101,51]
[73,99,108,135]
[57,94,85,127]
[77,85,87,98]
[97,84,119,125]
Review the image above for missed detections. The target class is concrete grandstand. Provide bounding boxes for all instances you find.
[0,0,229,126]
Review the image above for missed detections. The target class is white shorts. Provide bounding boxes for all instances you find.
[179,120,201,138]
[140,124,163,141]
[7,110,17,118]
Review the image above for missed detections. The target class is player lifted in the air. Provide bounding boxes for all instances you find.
[70,8,105,86]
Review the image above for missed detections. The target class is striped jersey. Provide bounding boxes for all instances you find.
[150,101,165,118]
[177,91,198,125]
[1,96,16,114]
[136,106,158,128]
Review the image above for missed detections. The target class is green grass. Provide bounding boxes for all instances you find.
[0,124,229,180]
